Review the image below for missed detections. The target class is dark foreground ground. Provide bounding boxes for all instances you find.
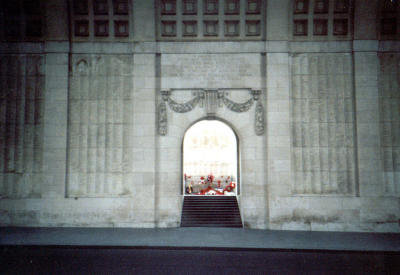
[0,227,399,274]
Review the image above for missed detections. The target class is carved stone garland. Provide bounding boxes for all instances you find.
[158,89,265,136]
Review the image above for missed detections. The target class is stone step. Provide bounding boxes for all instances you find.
[181,196,243,228]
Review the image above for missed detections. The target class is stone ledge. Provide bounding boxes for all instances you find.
[45,41,69,53]
[289,41,352,53]
[0,42,44,54]
[353,40,379,52]
[379,41,400,52]
[2,40,392,55]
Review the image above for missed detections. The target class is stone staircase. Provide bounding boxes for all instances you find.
[180,196,243,228]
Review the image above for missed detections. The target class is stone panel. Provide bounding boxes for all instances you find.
[161,53,261,89]
[379,53,400,195]
[291,53,356,195]
[67,54,134,197]
[0,55,44,198]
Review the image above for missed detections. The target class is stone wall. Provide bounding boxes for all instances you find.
[157,52,268,228]
[267,43,400,232]
[0,55,44,198]
[0,0,399,232]
[379,53,400,195]
[67,54,134,197]
[291,53,356,195]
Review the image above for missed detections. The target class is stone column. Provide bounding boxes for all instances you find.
[353,42,381,197]
[41,44,69,198]
[41,0,69,198]
[266,44,292,230]
[266,0,290,41]
[132,53,158,227]
[131,0,157,227]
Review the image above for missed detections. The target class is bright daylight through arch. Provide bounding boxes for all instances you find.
[183,120,238,196]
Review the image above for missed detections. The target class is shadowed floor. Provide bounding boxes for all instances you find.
[1,227,399,274]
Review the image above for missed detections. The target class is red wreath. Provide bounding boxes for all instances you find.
[223,182,236,193]
[199,186,223,195]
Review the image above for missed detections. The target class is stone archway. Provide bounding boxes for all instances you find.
[155,88,268,228]
[182,119,239,196]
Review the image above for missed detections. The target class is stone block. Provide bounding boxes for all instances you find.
[359,171,382,185]
[267,100,289,112]
[45,42,69,53]
[379,41,400,52]
[359,183,385,197]
[311,222,346,231]
[358,158,381,172]
[267,75,290,89]
[354,41,378,53]
[157,196,180,210]
[268,111,289,123]
[357,134,379,148]
[133,65,156,77]
[133,113,156,125]
[266,41,289,53]
[356,99,379,113]
[267,87,290,99]
[45,53,68,65]
[370,223,400,233]
[45,64,68,76]
[43,136,67,149]
[268,123,290,136]
[360,208,399,226]
[281,221,311,231]
[268,183,291,196]
[361,197,399,210]
[268,136,290,147]
[269,160,290,172]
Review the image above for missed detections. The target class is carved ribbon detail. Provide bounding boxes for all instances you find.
[255,101,265,136]
[221,96,254,113]
[167,96,201,113]
[158,101,168,136]
[158,89,265,136]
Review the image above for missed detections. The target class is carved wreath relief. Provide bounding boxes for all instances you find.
[158,89,265,136]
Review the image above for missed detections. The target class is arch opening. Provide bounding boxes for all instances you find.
[182,119,239,196]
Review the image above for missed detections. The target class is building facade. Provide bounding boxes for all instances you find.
[0,0,399,232]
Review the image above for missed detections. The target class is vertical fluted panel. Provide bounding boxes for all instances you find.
[67,55,134,197]
[379,54,400,195]
[291,53,356,195]
[0,55,44,198]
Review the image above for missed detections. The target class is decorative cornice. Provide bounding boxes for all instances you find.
[158,88,265,136]
[221,96,254,113]
[167,96,201,113]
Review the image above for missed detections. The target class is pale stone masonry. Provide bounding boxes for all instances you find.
[0,0,399,232]
[68,54,135,197]
[291,53,356,195]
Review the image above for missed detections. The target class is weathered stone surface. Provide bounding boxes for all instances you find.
[291,53,356,195]
[379,53,400,195]
[0,55,45,199]
[67,54,134,197]
[0,1,399,233]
